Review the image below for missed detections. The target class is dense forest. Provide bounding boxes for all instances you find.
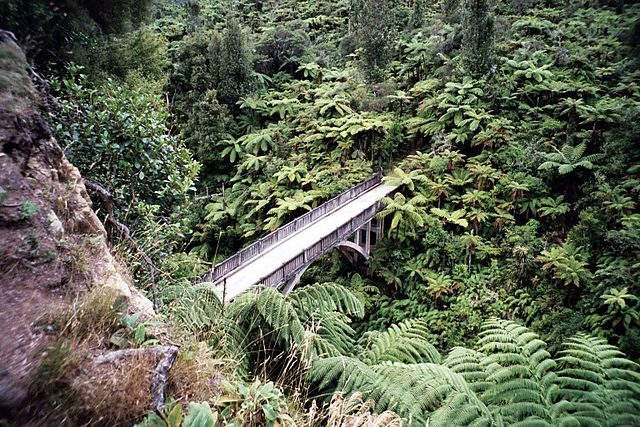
[1,0,640,425]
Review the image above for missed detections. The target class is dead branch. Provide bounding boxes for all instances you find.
[83,178,158,311]
[94,345,179,411]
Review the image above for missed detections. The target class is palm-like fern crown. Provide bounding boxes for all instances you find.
[227,287,306,346]
[539,142,605,175]
[222,283,368,361]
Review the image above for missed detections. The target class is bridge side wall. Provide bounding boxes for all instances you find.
[255,202,382,288]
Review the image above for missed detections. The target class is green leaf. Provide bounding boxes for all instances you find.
[134,324,146,344]
[262,403,278,421]
[166,403,183,427]
[183,402,216,427]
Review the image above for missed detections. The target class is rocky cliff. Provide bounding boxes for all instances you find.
[0,30,154,412]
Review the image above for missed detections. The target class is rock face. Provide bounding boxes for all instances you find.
[0,30,153,409]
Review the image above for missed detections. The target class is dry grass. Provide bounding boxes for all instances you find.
[168,341,226,404]
[57,287,125,341]
[16,287,157,426]
[72,352,158,425]
[323,392,403,427]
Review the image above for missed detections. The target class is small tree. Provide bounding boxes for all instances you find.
[352,0,394,81]
[216,19,255,106]
[461,0,495,77]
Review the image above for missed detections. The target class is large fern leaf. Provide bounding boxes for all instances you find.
[289,282,365,321]
[359,319,441,365]
[162,282,223,334]
[553,334,640,426]
[225,286,305,346]
[477,318,556,424]
[306,311,357,358]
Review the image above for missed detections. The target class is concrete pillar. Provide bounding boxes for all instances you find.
[365,221,372,255]
[282,268,307,296]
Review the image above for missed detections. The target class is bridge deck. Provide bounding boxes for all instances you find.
[216,183,397,302]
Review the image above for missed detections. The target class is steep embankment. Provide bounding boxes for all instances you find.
[0,30,153,412]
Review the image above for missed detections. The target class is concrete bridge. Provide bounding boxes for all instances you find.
[197,174,397,302]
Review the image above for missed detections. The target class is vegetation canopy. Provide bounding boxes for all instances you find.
[2,0,639,424]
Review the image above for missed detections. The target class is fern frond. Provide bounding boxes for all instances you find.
[162,282,223,334]
[552,333,640,426]
[306,311,357,358]
[359,319,441,365]
[572,142,587,160]
[370,362,489,423]
[226,286,305,345]
[444,347,492,394]
[428,392,492,427]
[476,319,555,423]
[310,356,378,393]
[290,282,365,320]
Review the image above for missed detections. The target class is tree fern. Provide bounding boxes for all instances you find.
[538,142,604,175]
[307,312,357,358]
[226,286,305,346]
[289,282,365,321]
[444,347,492,394]
[160,282,250,374]
[161,282,223,334]
[310,319,640,426]
[311,356,378,395]
[373,362,491,424]
[477,318,556,424]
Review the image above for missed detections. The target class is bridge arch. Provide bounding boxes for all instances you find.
[280,239,371,295]
[336,240,370,264]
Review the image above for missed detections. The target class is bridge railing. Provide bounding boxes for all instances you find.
[201,173,382,283]
[257,201,382,288]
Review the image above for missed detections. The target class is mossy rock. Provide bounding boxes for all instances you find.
[0,33,36,113]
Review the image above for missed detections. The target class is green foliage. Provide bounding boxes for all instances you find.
[50,65,199,215]
[351,0,395,80]
[1,0,152,66]
[379,193,428,238]
[21,0,640,423]
[216,19,255,105]
[135,400,218,427]
[19,199,39,221]
[256,26,310,75]
[221,380,293,426]
[109,312,159,348]
[537,245,592,288]
[227,287,305,347]
[79,27,168,82]
[359,319,441,365]
[538,142,604,175]
[462,0,495,76]
[311,319,640,425]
